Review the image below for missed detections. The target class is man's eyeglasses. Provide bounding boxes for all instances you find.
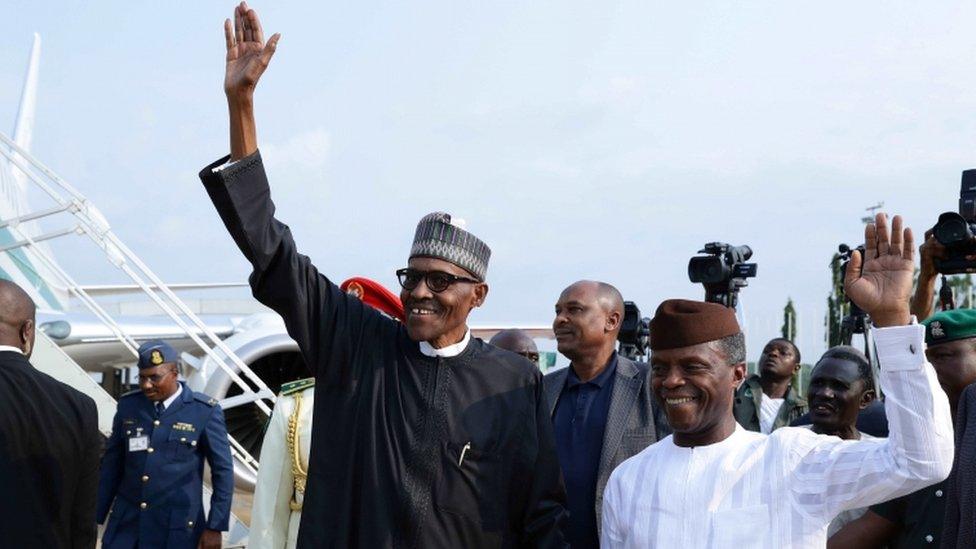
[516,351,541,363]
[396,268,480,293]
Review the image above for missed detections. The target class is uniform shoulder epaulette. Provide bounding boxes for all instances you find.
[120,389,143,399]
[280,377,315,396]
[193,392,219,407]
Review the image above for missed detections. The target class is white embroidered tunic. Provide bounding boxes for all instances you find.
[601,324,954,548]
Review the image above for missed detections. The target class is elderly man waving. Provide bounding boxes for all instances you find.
[200,3,566,547]
[602,213,953,548]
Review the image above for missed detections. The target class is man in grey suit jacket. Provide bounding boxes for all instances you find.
[545,280,669,548]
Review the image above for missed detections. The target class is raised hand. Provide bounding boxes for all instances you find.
[224,2,280,101]
[844,213,915,327]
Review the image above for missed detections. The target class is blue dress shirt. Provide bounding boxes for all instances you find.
[553,353,618,549]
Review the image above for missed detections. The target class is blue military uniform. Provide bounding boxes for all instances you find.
[96,341,234,549]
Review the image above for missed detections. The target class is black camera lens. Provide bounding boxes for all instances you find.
[934,212,974,247]
[688,256,727,284]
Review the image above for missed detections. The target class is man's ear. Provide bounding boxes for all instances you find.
[605,310,622,333]
[731,362,747,390]
[20,319,34,357]
[472,283,489,308]
[859,389,876,410]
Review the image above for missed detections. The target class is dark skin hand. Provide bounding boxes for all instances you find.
[909,230,945,321]
[199,529,222,549]
[806,359,874,440]
[651,340,747,447]
[223,2,280,160]
[758,338,799,399]
[844,213,914,328]
[553,280,623,382]
[827,510,898,548]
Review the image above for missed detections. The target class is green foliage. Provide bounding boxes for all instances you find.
[825,252,849,348]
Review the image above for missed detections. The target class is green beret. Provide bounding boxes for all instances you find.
[923,309,976,346]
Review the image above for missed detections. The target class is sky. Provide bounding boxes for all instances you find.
[3,1,976,362]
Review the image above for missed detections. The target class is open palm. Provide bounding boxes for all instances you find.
[224,2,279,97]
[844,213,915,327]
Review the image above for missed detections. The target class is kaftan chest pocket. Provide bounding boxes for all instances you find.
[435,441,507,531]
[167,429,198,461]
[709,504,769,548]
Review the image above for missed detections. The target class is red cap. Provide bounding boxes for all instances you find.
[340,277,405,322]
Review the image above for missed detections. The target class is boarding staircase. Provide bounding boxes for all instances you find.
[0,132,260,546]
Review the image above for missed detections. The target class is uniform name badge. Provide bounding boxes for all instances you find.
[129,435,149,452]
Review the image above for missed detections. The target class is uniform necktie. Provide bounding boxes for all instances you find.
[155,401,164,418]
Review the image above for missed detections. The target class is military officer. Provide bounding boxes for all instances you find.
[249,277,404,549]
[96,340,234,549]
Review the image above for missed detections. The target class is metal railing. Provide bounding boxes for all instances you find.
[0,131,273,477]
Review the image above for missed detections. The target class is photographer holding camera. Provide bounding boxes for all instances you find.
[912,170,976,321]
[910,231,948,321]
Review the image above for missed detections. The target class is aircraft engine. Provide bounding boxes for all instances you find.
[183,313,308,491]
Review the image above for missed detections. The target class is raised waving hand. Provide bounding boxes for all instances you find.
[224,2,279,99]
[844,212,915,327]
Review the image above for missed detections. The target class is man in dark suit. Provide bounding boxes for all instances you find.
[96,340,234,549]
[544,280,669,548]
[0,279,101,548]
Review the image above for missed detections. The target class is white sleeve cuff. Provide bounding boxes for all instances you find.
[873,320,925,372]
[211,158,238,173]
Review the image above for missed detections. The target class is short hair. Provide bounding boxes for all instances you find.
[817,345,874,393]
[715,332,746,365]
[766,337,801,365]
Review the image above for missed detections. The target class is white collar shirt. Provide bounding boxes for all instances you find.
[759,393,785,434]
[160,383,183,411]
[418,329,471,358]
[0,345,24,354]
[601,323,954,549]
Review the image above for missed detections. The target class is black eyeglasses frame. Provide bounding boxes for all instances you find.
[395,268,480,293]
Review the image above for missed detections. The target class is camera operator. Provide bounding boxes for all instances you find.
[544,280,669,549]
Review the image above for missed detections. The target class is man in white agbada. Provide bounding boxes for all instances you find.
[601,213,954,548]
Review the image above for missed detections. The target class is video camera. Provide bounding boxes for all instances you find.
[932,169,976,274]
[617,301,650,360]
[688,242,757,310]
[837,243,869,339]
